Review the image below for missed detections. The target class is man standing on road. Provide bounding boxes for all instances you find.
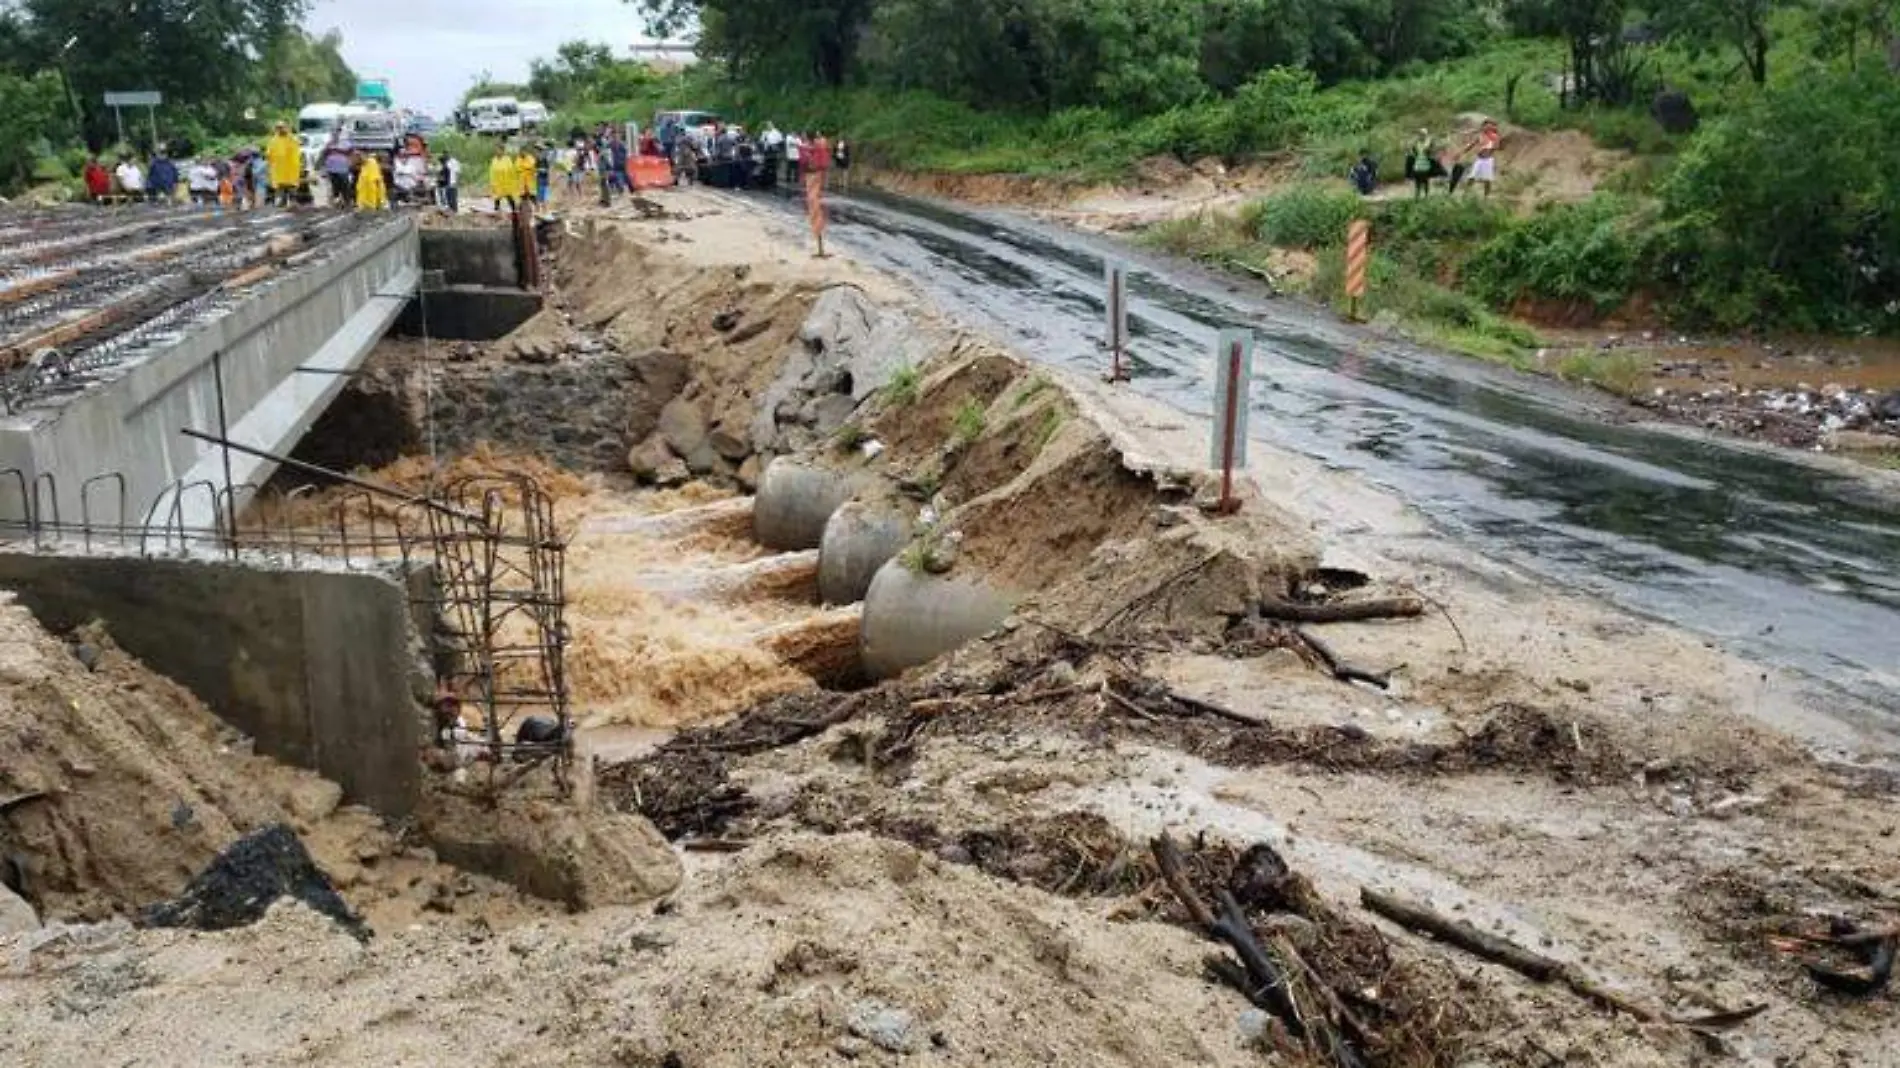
[147,146,178,204]
[187,156,219,205]
[114,154,145,200]
[439,153,460,214]
[266,121,302,207]
[609,131,630,196]
[321,136,353,208]
[800,131,831,257]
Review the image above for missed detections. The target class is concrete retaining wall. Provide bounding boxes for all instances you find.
[392,286,542,340]
[0,553,431,817]
[418,229,520,288]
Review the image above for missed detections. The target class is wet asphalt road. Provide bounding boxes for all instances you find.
[782,189,1900,724]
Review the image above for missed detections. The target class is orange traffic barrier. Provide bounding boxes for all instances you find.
[629,156,673,190]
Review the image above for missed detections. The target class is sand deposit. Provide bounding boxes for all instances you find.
[2,187,1896,1068]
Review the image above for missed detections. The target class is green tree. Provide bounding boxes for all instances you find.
[633,0,876,85]
[1648,0,1788,84]
[530,41,614,106]
[0,69,67,189]
[255,29,357,110]
[1504,0,1637,105]
[1655,67,1900,329]
[0,0,306,146]
[1038,0,1208,112]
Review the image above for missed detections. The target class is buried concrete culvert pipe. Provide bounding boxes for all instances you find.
[859,559,1015,681]
[818,499,915,606]
[753,457,862,551]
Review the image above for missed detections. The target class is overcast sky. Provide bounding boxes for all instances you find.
[304,0,654,117]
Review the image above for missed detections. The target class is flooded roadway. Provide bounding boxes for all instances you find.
[790,190,1900,730]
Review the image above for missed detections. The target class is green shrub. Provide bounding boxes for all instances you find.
[1248,185,1363,249]
[1556,351,1650,396]
[886,365,921,407]
[1463,196,1648,313]
[950,399,987,446]
[1372,195,1511,247]
[1010,376,1053,411]
[1575,107,1683,157]
[1652,67,1900,332]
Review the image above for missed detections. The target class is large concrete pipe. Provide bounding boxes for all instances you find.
[860,560,1014,680]
[753,457,860,551]
[818,499,914,606]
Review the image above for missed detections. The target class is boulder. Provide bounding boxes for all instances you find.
[628,435,691,487]
[736,453,765,492]
[708,426,752,462]
[803,393,859,435]
[283,777,343,825]
[630,349,690,400]
[658,397,710,459]
[419,791,682,909]
[1651,90,1698,135]
[0,883,38,936]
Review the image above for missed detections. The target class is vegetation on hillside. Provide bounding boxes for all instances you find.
[508,1,1899,337]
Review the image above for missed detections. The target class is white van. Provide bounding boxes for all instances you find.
[297,102,345,168]
[467,97,523,136]
[519,101,550,129]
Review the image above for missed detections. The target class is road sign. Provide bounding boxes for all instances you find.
[1104,259,1130,382]
[1211,329,1254,514]
[103,91,161,107]
[1345,219,1371,320]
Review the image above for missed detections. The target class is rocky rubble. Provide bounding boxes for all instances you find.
[626,285,938,489]
[429,349,687,473]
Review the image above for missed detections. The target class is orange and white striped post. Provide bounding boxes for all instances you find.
[1345,219,1371,321]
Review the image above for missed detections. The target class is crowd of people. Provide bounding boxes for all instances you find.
[656,118,851,192]
[82,121,403,211]
[76,113,859,218]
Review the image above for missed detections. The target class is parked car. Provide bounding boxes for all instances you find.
[467,97,522,136]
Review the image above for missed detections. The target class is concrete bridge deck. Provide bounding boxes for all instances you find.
[0,207,420,532]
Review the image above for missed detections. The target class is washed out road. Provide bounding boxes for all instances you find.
[786,189,1900,734]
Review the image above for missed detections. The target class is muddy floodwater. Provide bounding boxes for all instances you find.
[792,190,1900,726]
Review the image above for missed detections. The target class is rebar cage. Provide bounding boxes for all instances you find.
[0,466,573,775]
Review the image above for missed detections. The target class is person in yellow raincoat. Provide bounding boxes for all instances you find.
[264,121,302,207]
[490,148,519,211]
[515,146,538,206]
[354,151,388,210]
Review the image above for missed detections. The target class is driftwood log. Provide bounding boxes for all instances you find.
[1296,628,1392,690]
[1259,597,1424,624]
[1361,887,1657,1021]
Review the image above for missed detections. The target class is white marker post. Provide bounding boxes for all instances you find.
[1210,329,1254,514]
[1104,259,1130,383]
